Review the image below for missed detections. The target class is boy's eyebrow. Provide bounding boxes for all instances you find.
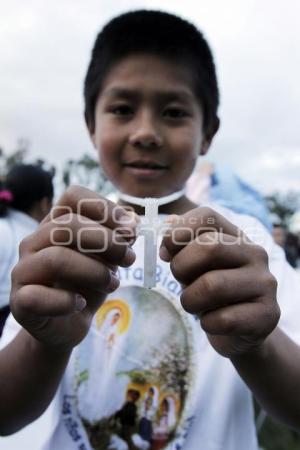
[103,87,194,103]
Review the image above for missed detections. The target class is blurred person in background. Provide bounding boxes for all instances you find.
[0,164,54,336]
[288,211,300,270]
[272,223,300,269]
[272,223,286,248]
[186,161,272,229]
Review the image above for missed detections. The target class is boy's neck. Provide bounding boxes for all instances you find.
[118,195,198,216]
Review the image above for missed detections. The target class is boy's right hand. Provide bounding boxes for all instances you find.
[10,186,138,354]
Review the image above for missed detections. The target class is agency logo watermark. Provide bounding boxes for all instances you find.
[49,199,267,252]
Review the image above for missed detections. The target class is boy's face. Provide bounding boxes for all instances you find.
[90,54,211,198]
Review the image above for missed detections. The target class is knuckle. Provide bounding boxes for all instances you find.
[65,185,82,203]
[18,293,36,315]
[50,223,73,245]
[264,273,278,293]
[88,195,110,223]
[257,271,278,297]
[200,233,220,255]
[218,310,236,334]
[180,289,193,313]
[269,302,281,327]
[98,265,111,289]
[163,234,173,253]
[96,196,109,218]
[200,207,216,226]
[199,272,216,297]
[261,302,281,336]
[252,245,269,264]
[111,231,130,259]
[52,211,75,225]
[40,246,69,279]
[59,185,85,214]
[170,227,186,246]
[10,286,35,318]
[10,263,21,285]
[170,256,183,281]
[273,302,281,324]
[19,235,33,256]
[200,206,214,216]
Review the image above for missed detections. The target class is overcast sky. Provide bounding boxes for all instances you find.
[0,0,300,196]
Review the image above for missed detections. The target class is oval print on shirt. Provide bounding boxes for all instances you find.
[72,285,198,450]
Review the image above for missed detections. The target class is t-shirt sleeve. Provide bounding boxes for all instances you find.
[0,220,15,308]
[268,245,300,345]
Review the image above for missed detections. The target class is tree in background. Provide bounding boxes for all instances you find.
[0,142,112,198]
[61,153,113,196]
[265,192,300,228]
[0,139,55,182]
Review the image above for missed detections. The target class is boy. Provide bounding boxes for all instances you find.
[1,10,300,450]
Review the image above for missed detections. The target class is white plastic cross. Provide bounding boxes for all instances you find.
[118,189,185,289]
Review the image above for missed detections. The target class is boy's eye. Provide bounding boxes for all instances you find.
[110,105,133,116]
[163,107,188,119]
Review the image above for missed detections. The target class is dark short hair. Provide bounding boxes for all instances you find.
[84,10,219,135]
[0,164,54,217]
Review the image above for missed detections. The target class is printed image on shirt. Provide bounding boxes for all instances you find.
[72,285,197,450]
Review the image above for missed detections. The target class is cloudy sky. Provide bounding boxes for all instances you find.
[0,0,300,196]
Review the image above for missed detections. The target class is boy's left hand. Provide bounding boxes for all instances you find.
[159,207,280,358]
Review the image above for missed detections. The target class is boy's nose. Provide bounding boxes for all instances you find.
[129,113,163,149]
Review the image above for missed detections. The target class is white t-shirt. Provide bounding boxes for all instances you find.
[2,204,300,450]
[0,209,38,309]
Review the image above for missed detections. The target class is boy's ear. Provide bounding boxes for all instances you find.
[200,117,220,155]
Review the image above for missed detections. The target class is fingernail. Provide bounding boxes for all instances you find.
[117,226,137,242]
[127,236,137,246]
[119,213,138,228]
[110,265,118,274]
[123,246,136,266]
[107,273,120,292]
[75,294,87,311]
[159,245,171,262]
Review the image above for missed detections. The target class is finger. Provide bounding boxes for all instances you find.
[199,301,280,338]
[160,207,245,261]
[13,246,120,297]
[180,268,275,314]
[20,215,136,267]
[11,285,87,320]
[170,233,250,284]
[43,185,139,235]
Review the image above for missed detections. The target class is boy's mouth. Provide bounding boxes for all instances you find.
[123,160,169,169]
[123,160,169,177]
